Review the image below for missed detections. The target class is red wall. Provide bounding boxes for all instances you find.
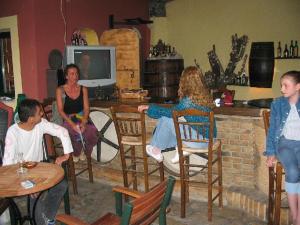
[1,0,150,100]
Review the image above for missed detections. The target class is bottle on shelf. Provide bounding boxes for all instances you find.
[294,41,299,57]
[235,74,241,86]
[241,73,248,86]
[284,44,289,58]
[290,40,294,57]
[277,41,282,58]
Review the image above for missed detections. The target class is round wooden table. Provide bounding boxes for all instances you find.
[0,162,65,225]
[0,162,64,197]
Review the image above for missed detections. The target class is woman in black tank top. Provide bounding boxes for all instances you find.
[63,86,84,114]
[56,64,98,162]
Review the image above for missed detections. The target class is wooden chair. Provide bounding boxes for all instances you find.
[0,102,20,224]
[0,101,13,165]
[110,105,164,192]
[56,176,175,225]
[172,109,223,221]
[263,110,285,225]
[41,99,93,195]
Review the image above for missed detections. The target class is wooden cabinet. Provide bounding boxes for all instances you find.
[100,29,140,90]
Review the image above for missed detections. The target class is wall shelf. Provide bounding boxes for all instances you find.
[274,57,300,59]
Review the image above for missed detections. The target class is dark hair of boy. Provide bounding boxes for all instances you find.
[18,99,41,122]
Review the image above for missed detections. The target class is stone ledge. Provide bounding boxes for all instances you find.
[225,186,290,225]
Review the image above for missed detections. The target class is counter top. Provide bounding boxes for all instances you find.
[90,98,265,117]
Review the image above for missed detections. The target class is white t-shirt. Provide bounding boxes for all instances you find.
[3,118,73,165]
[282,104,300,141]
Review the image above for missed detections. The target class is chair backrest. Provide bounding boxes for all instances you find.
[172,108,215,149]
[262,110,270,136]
[110,105,146,146]
[121,176,175,225]
[0,102,13,128]
[0,102,13,164]
[41,99,60,159]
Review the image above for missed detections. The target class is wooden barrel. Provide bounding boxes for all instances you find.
[143,59,184,100]
[249,42,274,88]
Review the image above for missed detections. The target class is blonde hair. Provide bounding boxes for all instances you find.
[178,66,213,107]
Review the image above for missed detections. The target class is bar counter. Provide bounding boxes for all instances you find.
[90,98,264,117]
[89,97,268,193]
[87,97,270,221]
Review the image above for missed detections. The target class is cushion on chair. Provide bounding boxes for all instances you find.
[182,139,221,153]
[121,133,152,145]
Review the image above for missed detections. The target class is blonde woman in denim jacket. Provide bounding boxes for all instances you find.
[265,71,300,225]
[138,66,216,162]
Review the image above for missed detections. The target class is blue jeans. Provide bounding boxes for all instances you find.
[30,179,67,224]
[150,117,208,150]
[276,136,300,193]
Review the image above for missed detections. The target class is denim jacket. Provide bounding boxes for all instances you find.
[264,96,300,156]
[147,97,217,139]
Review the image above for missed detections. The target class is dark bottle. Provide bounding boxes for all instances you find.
[71,35,76,45]
[277,41,282,58]
[235,75,241,86]
[284,44,289,58]
[294,41,299,57]
[241,73,248,86]
[290,40,294,57]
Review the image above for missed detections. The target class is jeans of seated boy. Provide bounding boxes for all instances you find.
[151,117,208,150]
[30,179,67,224]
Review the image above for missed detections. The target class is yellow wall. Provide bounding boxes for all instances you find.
[149,0,300,100]
[0,15,22,108]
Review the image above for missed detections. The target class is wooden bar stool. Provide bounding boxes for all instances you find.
[172,109,223,221]
[41,99,93,195]
[110,105,164,192]
[263,110,286,225]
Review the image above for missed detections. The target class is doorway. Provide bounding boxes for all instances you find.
[0,31,14,97]
[0,15,22,105]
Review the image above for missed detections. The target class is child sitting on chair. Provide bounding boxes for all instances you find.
[138,66,216,162]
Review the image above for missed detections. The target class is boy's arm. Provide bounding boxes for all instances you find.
[41,119,73,164]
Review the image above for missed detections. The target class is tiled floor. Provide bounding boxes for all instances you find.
[55,177,267,225]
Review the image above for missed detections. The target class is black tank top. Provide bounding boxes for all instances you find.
[63,86,84,114]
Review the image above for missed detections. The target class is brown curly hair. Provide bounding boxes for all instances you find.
[178,66,214,107]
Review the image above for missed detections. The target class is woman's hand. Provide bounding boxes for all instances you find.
[79,119,87,133]
[138,105,149,112]
[266,156,276,167]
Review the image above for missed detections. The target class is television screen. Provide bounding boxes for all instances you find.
[74,49,111,80]
[64,45,116,88]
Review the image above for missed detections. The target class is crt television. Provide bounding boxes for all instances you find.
[64,45,116,88]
